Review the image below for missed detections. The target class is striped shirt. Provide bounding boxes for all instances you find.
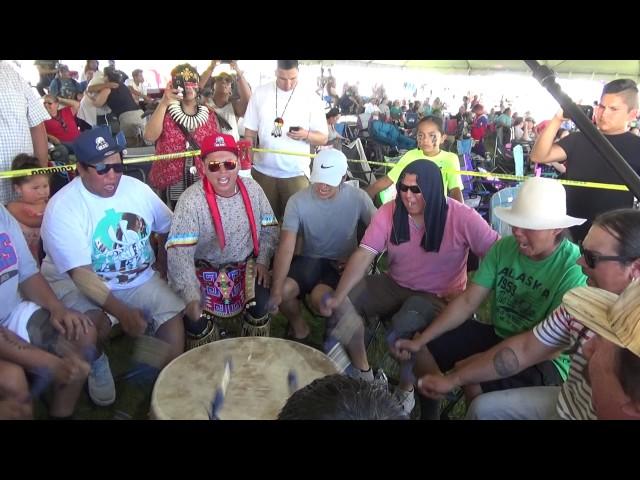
[0,62,50,205]
[533,306,596,420]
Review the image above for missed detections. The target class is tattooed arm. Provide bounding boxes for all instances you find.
[0,327,59,372]
[417,330,563,399]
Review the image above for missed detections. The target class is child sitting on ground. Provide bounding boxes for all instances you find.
[6,154,51,264]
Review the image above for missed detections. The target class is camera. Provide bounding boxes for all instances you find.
[172,75,185,93]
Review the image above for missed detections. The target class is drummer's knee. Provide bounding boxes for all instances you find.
[156,314,185,362]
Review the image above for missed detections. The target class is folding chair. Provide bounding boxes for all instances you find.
[513,144,524,177]
[123,145,155,185]
[342,138,376,187]
[489,185,522,237]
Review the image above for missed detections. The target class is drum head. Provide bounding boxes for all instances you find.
[151,337,339,420]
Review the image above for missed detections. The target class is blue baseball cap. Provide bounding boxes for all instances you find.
[72,126,125,165]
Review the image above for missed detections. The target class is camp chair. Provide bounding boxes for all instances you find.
[123,145,155,185]
[458,139,493,217]
[445,118,458,136]
[489,185,521,237]
[493,126,514,173]
[513,144,524,177]
[343,138,376,187]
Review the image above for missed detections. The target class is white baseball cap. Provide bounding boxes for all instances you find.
[310,149,348,187]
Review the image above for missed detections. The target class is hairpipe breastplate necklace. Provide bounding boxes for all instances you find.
[167,102,209,133]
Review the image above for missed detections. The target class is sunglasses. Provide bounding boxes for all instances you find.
[579,242,632,269]
[44,101,56,105]
[207,160,237,173]
[398,183,422,194]
[84,162,125,175]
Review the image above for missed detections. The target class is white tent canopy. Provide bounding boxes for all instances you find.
[302,60,640,82]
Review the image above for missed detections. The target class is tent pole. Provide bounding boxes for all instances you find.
[524,60,640,200]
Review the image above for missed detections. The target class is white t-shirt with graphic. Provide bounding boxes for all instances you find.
[41,176,172,290]
[0,204,39,325]
[243,81,328,179]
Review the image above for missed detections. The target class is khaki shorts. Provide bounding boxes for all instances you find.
[347,273,445,325]
[45,269,185,334]
[251,168,309,220]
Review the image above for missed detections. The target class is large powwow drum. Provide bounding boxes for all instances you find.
[151,337,339,420]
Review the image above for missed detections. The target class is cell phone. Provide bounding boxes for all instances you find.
[172,76,185,93]
[289,126,301,132]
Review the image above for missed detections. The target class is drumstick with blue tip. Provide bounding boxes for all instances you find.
[131,310,172,369]
[287,369,298,395]
[209,357,232,420]
[29,338,96,399]
[321,292,362,372]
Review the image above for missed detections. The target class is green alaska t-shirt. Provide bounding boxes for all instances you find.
[472,236,587,380]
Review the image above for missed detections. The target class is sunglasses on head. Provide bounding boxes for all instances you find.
[207,160,237,173]
[579,242,632,269]
[398,183,421,194]
[84,162,124,175]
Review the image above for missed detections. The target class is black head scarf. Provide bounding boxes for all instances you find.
[390,159,449,252]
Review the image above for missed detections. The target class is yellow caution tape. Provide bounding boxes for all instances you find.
[0,146,630,192]
[0,150,201,179]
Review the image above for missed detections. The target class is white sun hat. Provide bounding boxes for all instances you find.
[493,176,586,230]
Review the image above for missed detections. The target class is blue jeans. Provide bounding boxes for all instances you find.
[465,386,562,420]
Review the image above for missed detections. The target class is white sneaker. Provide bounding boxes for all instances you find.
[88,353,116,406]
[393,387,416,414]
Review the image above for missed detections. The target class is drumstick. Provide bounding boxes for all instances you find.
[287,369,298,395]
[131,335,172,369]
[29,338,95,399]
[386,330,416,385]
[322,293,362,372]
[209,357,232,420]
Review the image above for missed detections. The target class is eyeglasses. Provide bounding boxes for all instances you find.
[579,242,632,269]
[398,183,422,194]
[207,160,237,173]
[84,162,125,175]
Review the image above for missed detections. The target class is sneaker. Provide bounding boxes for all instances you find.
[346,365,375,382]
[392,387,416,415]
[88,353,116,407]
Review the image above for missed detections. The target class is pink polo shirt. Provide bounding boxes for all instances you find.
[360,200,499,296]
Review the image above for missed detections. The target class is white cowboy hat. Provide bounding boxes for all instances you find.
[563,279,640,356]
[493,176,586,230]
